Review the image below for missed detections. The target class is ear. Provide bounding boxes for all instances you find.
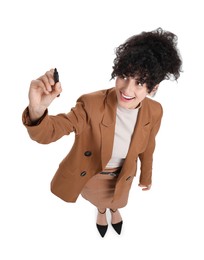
[149,84,159,97]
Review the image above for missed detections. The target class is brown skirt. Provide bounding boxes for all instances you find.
[81,172,128,209]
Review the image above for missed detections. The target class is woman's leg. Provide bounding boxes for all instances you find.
[110,208,123,235]
[97,208,108,225]
[110,208,122,224]
[96,208,108,237]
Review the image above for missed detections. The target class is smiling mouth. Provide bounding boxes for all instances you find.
[120,92,135,100]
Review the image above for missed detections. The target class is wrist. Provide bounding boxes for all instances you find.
[28,106,46,122]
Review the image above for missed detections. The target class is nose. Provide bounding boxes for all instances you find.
[123,78,135,94]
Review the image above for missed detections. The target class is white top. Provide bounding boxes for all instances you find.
[106,104,140,169]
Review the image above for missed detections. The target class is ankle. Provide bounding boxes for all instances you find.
[98,208,106,214]
[110,208,118,213]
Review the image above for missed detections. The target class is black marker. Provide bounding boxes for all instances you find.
[54,68,60,97]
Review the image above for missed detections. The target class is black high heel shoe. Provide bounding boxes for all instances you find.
[110,209,123,235]
[96,209,108,237]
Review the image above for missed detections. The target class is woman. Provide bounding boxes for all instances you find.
[22,28,182,237]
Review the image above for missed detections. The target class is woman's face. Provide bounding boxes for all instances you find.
[115,76,149,109]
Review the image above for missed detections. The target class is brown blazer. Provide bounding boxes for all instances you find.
[22,87,163,204]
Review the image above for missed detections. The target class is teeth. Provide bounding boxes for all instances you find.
[122,93,134,100]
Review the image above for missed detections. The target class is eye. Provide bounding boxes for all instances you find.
[120,74,128,80]
[136,80,143,87]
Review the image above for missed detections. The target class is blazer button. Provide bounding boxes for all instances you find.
[126,176,132,181]
[84,151,92,157]
[80,171,87,177]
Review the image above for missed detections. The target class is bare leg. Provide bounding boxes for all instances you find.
[110,209,122,224]
[97,208,108,225]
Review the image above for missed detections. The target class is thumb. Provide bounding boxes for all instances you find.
[53,82,62,97]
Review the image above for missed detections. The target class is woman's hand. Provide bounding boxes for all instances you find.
[28,69,62,121]
[138,183,152,191]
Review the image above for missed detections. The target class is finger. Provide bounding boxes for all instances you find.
[138,184,145,188]
[45,69,55,86]
[30,79,50,95]
[138,184,151,191]
[51,82,62,97]
[39,74,53,92]
[142,185,151,191]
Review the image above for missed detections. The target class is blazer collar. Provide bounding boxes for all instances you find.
[101,87,151,127]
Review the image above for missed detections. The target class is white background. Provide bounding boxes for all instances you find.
[1,0,204,259]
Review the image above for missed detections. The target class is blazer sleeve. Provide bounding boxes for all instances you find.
[138,104,163,186]
[22,96,90,144]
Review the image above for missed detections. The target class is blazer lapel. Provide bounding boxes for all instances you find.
[100,88,117,169]
[116,98,151,184]
[126,98,151,159]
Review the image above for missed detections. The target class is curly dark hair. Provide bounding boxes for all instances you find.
[111,28,182,92]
